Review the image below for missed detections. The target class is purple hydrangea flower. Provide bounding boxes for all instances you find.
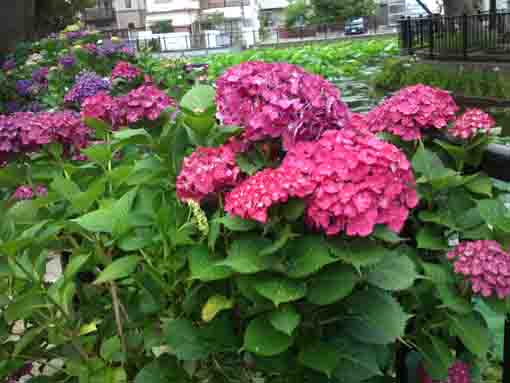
[59,55,76,69]
[64,71,111,105]
[97,39,134,57]
[32,67,49,86]
[65,31,87,40]
[5,101,21,114]
[2,59,16,71]
[16,79,34,96]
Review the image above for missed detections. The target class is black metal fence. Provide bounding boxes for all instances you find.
[400,11,510,60]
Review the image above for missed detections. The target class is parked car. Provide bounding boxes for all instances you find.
[344,17,368,35]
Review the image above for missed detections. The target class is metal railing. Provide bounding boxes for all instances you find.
[399,11,510,60]
[83,8,116,22]
[200,0,250,9]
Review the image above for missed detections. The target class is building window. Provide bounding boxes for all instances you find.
[125,0,132,8]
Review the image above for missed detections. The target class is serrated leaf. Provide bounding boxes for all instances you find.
[165,319,210,361]
[307,263,359,305]
[260,224,293,256]
[477,198,510,232]
[412,143,447,180]
[437,283,472,314]
[189,246,233,281]
[268,305,301,336]
[81,144,112,165]
[201,295,233,322]
[465,174,492,196]
[180,85,216,113]
[344,288,410,345]
[244,316,292,356]
[50,175,81,199]
[298,342,340,378]
[218,215,257,231]
[217,239,274,274]
[416,226,448,250]
[285,236,336,278]
[332,338,383,383]
[449,312,490,357]
[254,276,306,307]
[422,262,453,284]
[373,225,404,243]
[93,256,139,284]
[366,253,417,291]
[417,335,453,381]
[329,239,386,270]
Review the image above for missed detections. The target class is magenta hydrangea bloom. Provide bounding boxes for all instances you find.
[449,108,495,139]
[177,143,241,202]
[349,112,369,132]
[111,61,141,80]
[366,84,458,141]
[83,43,98,55]
[32,67,49,86]
[64,71,111,105]
[81,92,125,128]
[224,167,291,223]
[12,185,47,200]
[117,85,175,124]
[447,240,510,299]
[419,361,471,383]
[281,129,418,236]
[216,61,350,148]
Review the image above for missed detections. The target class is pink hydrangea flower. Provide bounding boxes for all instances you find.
[282,129,418,236]
[224,167,291,223]
[449,108,495,139]
[177,143,241,202]
[216,61,350,148]
[117,85,175,124]
[349,112,369,132]
[366,84,458,141]
[419,361,471,383]
[81,92,125,129]
[111,61,141,80]
[447,240,510,299]
[12,185,47,200]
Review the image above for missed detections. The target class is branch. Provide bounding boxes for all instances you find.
[415,0,433,15]
[110,282,128,362]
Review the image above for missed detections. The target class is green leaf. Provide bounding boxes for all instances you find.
[268,305,301,336]
[100,336,123,362]
[332,338,383,383]
[244,316,292,356]
[416,226,448,250]
[218,239,274,274]
[84,117,111,139]
[344,288,410,345]
[260,224,293,256]
[437,284,472,314]
[282,199,306,221]
[50,175,81,200]
[465,174,492,196]
[298,342,340,378]
[412,143,447,180]
[72,208,115,233]
[112,128,151,146]
[284,236,336,278]
[81,144,112,165]
[201,295,233,322]
[180,85,216,113]
[329,239,386,270]
[5,291,49,322]
[307,263,359,305]
[189,246,233,281]
[13,326,46,357]
[449,312,490,357]
[417,335,454,381]
[372,225,404,243]
[218,215,257,231]
[134,356,186,383]
[366,252,418,291]
[422,262,453,284]
[64,253,90,280]
[93,255,139,285]
[254,276,306,307]
[165,319,210,361]
[477,198,510,232]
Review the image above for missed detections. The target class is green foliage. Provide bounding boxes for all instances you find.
[311,0,376,24]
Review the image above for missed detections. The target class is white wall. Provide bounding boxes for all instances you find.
[145,0,199,13]
[146,10,199,27]
[258,0,289,10]
[114,0,146,10]
[201,1,260,28]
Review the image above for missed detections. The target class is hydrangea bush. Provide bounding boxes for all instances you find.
[0,50,508,383]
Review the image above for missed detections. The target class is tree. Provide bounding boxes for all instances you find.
[310,0,376,24]
[284,0,313,28]
[151,20,175,34]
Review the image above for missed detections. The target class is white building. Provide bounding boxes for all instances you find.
[200,0,261,32]
[144,0,200,32]
[387,0,439,25]
[259,0,289,26]
[113,0,146,29]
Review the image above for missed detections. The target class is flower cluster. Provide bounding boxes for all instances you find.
[111,61,141,80]
[65,31,88,40]
[81,92,124,128]
[97,39,134,57]
[419,361,471,383]
[216,61,350,148]
[32,67,49,86]
[83,43,98,55]
[447,240,510,299]
[449,108,495,139]
[59,54,76,69]
[349,112,369,132]
[222,129,418,235]
[177,143,241,202]
[366,84,458,141]
[16,79,34,97]
[12,185,48,200]
[116,85,174,124]
[0,111,89,162]
[64,71,111,105]
[2,59,16,71]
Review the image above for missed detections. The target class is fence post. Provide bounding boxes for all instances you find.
[399,16,408,53]
[429,15,435,58]
[407,16,414,55]
[462,13,468,59]
[503,315,510,383]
